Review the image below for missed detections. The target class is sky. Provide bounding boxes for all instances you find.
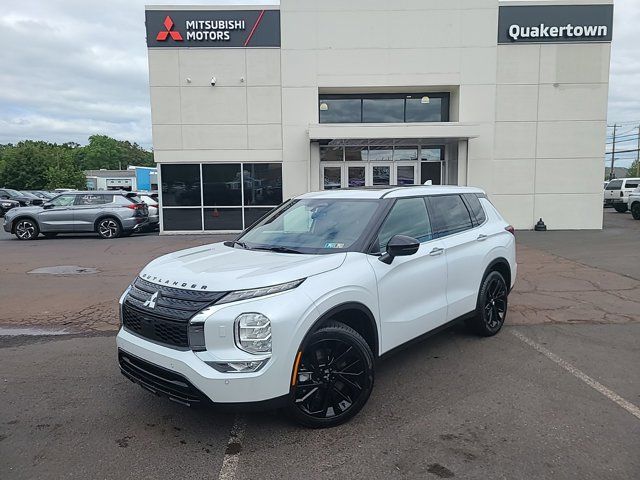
[0,0,638,166]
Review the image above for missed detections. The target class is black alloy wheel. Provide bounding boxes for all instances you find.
[290,322,374,428]
[468,271,508,336]
[15,219,39,240]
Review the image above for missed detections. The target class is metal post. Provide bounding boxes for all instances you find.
[609,124,617,180]
[636,126,640,177]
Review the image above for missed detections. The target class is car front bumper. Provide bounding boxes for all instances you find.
[116,287,319,405]
[3,218,12,233]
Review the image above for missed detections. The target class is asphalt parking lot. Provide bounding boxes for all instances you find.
[1,210,639,479]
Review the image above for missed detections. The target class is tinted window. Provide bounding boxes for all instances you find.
[204,208,242,230]
[202,164,241,206]
[362,98,404,123]
[161,164,201,206]
[244,207,273,228]
[114,195,135,205]
[49,194,76,207]
[625,181,639,189]
[377,198,432,252]
[243,163,282,206]
[344,147,368,162]
[605,180,623,190]
[463,193,486,225]
[319,99,361,123]
[162,208,202,230]
[427,195,473,237]
[320,146,343,162]
[405,96,445,122]
[421,162,441,185]
[76,194,112,206]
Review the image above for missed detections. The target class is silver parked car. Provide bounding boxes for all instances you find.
[2,191,149,240]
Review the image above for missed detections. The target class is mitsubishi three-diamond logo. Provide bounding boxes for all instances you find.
[143,291,160,309]
[156,16,183,42]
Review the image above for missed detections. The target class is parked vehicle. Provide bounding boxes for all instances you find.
[134,192,159,230]
[2,191,149,240]
[18,191,45,206]
[0,188,40,207]
[26,190,56,200]
[628,187,640,220]
[0,198,20,217]
[604,178,640,212]
[117,185,516,428]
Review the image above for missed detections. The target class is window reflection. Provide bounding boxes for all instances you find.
[405,97,443,122]
[161,164,201,206]
[243,163,283,206]
[202,164,242,206]
[363,98,404,123]
[319,99,361,123]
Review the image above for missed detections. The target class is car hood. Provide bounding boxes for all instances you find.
[139,242,347,292]
[4,205,43,217]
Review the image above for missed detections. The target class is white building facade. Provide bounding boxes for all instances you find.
[146,0,613,232]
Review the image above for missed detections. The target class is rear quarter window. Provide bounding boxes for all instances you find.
[462,193,486,226]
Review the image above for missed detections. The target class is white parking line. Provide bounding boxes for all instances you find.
[217,414,246,480]
[511,329,640,420]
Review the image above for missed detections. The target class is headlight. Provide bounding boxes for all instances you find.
[235,313,271,354]
[1,202,12,208]
[218,279,304,305]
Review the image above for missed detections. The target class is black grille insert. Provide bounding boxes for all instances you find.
[118,350,207,406]
[121,277,228,349]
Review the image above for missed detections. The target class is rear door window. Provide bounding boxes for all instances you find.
[426,194,473,237]
[75,194,112,206]
[624,181,639,189]
[376,197,432,252]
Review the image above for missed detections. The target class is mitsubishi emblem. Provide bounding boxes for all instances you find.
[143,291,160,309]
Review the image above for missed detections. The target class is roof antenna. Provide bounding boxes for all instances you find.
[423,180,433,186]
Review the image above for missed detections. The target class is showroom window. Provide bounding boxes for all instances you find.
[319,93,450,124]
[161,163,283,231]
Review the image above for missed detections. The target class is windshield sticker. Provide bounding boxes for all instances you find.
[324,242,345,249]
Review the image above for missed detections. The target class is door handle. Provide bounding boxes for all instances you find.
[429,247,444,256]
[477,234,488,241]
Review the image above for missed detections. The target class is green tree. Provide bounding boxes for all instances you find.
[0,141,50,189]
[75,135,154,171]
[628,159,640,178]
[45,155,86,190]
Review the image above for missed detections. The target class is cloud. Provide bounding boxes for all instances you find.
[0,0,638,160]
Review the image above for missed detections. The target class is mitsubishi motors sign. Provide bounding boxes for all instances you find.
[498,4,613,44]
[145,9,280,48]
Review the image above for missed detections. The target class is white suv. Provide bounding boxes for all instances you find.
[604,178,640,212]
[628,187,640,220]
[117,186,516,428]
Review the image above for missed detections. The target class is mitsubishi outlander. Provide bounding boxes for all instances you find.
[117,186,516,428]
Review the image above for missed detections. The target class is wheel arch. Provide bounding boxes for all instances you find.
[10,215,39,234]
[483,257,512,291]
[93,214,122,232]
[303,302,379,358]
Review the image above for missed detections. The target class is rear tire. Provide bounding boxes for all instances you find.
[288,321,375,428]
[14,219,39,240]
[631,202,640,220]
[96,217,122,239]
[467,271,508,337]
[614,204,628,213]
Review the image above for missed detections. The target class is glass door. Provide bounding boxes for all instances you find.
[347,165,366,188]
[371,164,392,186]
[395,163,418,185]
[321,163,343,190]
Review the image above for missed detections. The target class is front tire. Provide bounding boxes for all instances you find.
[631,202,640,220]
[614,204,628,213]
[289,321,375,428]
[96,217,122,239]
[14,219,39,240]
[467,271,508,337]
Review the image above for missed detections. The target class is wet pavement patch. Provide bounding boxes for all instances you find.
[27,265,100,275]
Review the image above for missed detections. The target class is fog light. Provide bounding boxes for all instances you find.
[207,360,267,373]
[188,322,206,351]
[235,313,271,354]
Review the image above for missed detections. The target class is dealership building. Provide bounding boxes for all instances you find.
[145,0,613,232]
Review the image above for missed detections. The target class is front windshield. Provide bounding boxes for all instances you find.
[4,189,21,196]
[238,198,384,254]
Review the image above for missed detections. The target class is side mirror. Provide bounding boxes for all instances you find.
[42,203,54,209]
[379,235,420,264]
